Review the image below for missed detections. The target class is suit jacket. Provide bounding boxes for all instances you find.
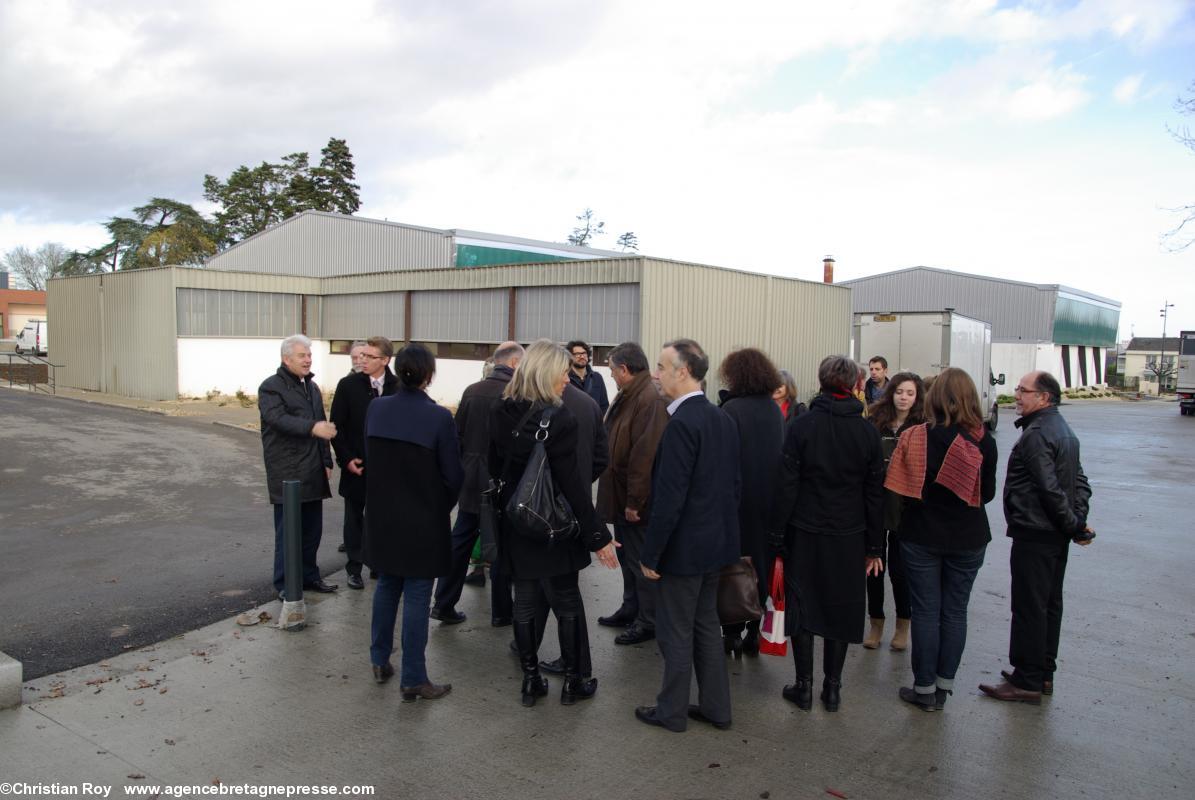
[329,368,398,504]
[641,394,741,576]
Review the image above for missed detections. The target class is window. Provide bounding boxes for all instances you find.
[177,288,300,337]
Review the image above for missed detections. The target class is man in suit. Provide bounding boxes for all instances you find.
[431,342,523,625]
[330,336,398,590]
[635,339,740,732]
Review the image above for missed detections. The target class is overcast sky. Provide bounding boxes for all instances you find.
[1,0,1192,339]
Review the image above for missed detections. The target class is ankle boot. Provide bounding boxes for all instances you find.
[558,615,597,705]
[742,620,761,657]
[513,621,548,707]
[890,618,910,651]
[821,638,848,712]
[862,618,884,650]
[782,629,814,710]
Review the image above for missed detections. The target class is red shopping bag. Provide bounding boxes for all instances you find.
[759,557,787,656]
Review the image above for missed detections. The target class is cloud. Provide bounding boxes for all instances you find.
[1113,72,1145,103]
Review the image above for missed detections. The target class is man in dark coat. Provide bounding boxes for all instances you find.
[258,334,338,597]
[330,336,398,590]
[567,339,609,413]
[864,356,889,405]
[596,341,670,645]
[981,371,1093,705]
[635,339,740,733]
[431,342,524,625]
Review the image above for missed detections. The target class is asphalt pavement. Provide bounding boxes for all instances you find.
[0,388,344,678]
[0,395,1192,800]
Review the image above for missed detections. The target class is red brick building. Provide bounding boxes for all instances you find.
[0,288,47,338]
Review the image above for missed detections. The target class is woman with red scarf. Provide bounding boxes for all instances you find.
[769,356,885,712]
[885,367,997,712]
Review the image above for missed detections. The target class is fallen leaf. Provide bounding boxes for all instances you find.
[826,790,848,799]
[212,778,221,786]
[257,611,272,622]
[133,699,144,706]
[128,774,145,780]
[85,677,112,686]
[165,739,175,746]
[159,687,168,694]
[708,763,720,769]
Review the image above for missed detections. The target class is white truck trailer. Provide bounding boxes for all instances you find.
[1177,330,1195,416]
[852,309,1005,429]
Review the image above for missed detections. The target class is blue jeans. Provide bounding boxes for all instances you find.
[370,574,434,687]
[272,501,323,592]
[901,541,986,693]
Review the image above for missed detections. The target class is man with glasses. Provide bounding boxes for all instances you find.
[980,371,1094,705]
[330,336,398,590]
[567,340,610,413]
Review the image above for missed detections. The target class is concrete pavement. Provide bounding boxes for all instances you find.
[0,400,1191,799]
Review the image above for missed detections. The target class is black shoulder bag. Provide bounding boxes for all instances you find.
[504,406,579,546]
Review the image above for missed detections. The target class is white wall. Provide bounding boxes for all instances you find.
[177,338,617,408]
[992,343,1056,390]
[176,337,333,398]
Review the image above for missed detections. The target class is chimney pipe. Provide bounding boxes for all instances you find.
[822,255,835,284]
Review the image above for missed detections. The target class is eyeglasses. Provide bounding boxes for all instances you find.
[570,351,588,357]
[362,354,386,361]
[1013,386,1039,395]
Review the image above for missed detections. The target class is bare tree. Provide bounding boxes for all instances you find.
[2,242,69,290]
[1145,356,1177,390]
[568,208,606,247]
[1164,81,1195,251]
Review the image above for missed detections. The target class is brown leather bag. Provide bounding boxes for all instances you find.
[717,556,764,624]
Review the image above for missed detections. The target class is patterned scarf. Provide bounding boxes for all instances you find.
[884,423,985,507]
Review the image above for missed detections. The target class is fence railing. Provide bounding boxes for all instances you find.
[1,353,63,394]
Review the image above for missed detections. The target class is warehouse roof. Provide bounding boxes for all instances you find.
[840,266,1120,308]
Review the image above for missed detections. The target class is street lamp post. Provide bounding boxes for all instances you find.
[1160,301,1175,393]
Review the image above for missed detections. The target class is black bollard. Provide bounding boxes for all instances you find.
[282,480,304,603]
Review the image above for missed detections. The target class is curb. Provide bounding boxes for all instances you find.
[0,649,22,709]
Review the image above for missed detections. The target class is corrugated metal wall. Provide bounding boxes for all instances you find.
[321,258,643,294]
[842,269,1055,343]
[515,284,640,346]
[47,268,178,400]
[412,289,508,343]
[206,212,455,277]
[176,288,302,337]
[637,259,851,402]
[321,292,406,341]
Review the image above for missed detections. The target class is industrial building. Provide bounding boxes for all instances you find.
[840,266,1120,389]
[46,212,851,404]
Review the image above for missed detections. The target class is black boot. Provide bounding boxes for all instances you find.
[821,638,848,712]
[514,621,548,707]
[742,619,761,657]
[558,615,597,705]
[782,629,814,711]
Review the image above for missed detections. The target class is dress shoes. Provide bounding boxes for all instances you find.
[491,616,513,628]
[979,680,1042,705]
[400,681,452,702]
[372,662,395,685]
[899,687,938,712]
[1002,669,1052,695]
[539,657,565,675]
[687,705,731,730]
[597,608,636,628]
[346,574,365,591]
[634,706,681,732]
[614,625,655,645]
[464,568,486,587]
[306,579,338,593]
[429,608,466,625]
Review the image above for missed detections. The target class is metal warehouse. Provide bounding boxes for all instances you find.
[839,266,1120,389]
[47,212,851,404]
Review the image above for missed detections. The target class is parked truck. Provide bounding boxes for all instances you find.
[14,318,48,356]
[852,309,1005,429]
[1177,330,1195,416]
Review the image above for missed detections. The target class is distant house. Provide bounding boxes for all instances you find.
[0,277,48,339]
[1119,337,1181,394]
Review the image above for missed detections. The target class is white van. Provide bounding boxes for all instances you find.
[14,319,48,356]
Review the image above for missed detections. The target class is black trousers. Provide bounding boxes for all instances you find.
[1009,537,1070,691]
[433,511,513,622]
[866,530,911,619]
[514,573,590,676]
[615,523,656,630]
[342,497,365,579]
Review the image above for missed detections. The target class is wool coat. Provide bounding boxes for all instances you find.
[362,388,463,578]
[453,365,514,514]
[719,391,784,589]
[329,368,398,504]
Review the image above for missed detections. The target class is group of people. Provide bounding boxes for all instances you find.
[256,333,1094,727]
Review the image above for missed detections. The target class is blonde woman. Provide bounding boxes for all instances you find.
[489,339,619,707]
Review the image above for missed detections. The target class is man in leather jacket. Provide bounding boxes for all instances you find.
[981,371,1093,705]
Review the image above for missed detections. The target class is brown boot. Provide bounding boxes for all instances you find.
[862,618,884,650]
[890,618,910,651]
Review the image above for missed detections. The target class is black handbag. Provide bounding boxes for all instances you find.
[717,556,764,624]
[503,406,579,545]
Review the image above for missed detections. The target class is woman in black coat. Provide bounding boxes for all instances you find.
[862,371,926,652]
[717,348,785,657]
[769,356,885,712]
[363,344,463,702]
[489,339,619,707]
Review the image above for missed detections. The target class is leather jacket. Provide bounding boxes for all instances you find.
[1003,405,1091,538]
